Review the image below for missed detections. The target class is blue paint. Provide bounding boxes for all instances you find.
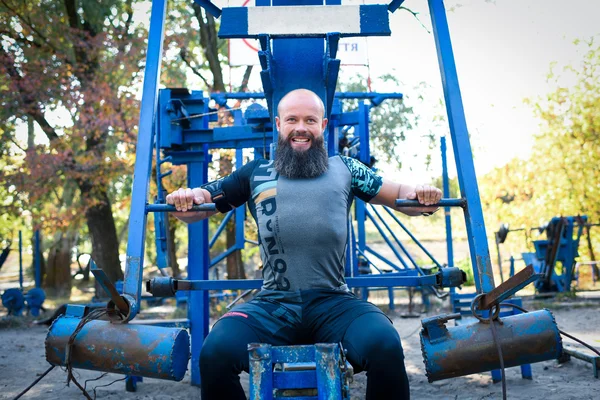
[218,8,248,38]
[123,0,167,310]
[441,137,454,269]
[359,5,391,36]
[46,316,189,381]
[420,309,562,381]
[428,0,494,293]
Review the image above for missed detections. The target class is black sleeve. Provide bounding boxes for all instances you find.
[201,160,259,212]
[339,156,383,202]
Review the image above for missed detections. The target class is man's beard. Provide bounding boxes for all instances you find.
[274,133,329,179]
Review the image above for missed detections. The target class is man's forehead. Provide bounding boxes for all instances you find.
[278,90,324,117]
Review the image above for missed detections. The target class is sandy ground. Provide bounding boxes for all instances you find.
[1,296,599,400]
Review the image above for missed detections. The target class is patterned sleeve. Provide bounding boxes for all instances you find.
[340,156,383,202]
[202,159,259,212]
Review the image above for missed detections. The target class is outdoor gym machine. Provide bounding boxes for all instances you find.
[45,1,564,398]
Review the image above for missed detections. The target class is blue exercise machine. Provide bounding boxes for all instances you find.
[1,230,46,317]
[45,1,564,398]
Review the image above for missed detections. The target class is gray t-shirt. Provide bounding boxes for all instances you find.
[218,155,383,293]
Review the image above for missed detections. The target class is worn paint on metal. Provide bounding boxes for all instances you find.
[248,343,273,400]
[45,315,189,380]
[420,309,562,382]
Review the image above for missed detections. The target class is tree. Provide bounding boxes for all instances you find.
[0,0,147,293]
[157,0,253,279]
[479,38,600,262]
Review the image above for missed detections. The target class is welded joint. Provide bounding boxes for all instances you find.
[421,313,461,344]
[146,276,177,297]
[437,267,466,288]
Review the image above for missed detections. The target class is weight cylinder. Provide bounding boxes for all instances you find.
[46,315,189,380]
[420,309,562,382]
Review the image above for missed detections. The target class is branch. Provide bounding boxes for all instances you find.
[238,66,253,92]
[400,6,430,34]
[0,47,59,141]
[0,30,42,48]
[8,135,26,152]
[0,0,66,58]
[180,48,211,89]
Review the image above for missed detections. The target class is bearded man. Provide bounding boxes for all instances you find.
[167,89,442,400]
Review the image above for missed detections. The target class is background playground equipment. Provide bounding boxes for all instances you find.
[495,216,599,293]
[41,0,576,399]
[0,230,46,317]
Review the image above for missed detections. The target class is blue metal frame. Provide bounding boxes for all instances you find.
[428,0,494,293]
[85,0,517,391]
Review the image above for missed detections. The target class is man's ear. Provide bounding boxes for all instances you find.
[322,118,328,132]
[275,116,280,131]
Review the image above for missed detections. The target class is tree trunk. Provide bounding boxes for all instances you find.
[81,184,123,284]
[45,230,77,297]
[167,217,182,278]
[218,152,245,279]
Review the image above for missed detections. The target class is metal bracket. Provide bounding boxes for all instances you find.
[478,265,541,310]
[90,260,130,316]
[421,313,461,343]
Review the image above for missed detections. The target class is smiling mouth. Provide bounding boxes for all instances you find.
[291,137,310,143]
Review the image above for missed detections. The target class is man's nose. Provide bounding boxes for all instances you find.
[295,121,308,133]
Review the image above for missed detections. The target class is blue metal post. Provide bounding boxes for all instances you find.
[123,0,168,310]
[358,101,370,166]
[441,136,454,269]
[34,230,41,288]
[235,149,246,251]
[248,343,273,399]
[428,0,494,293]
[18,230,23,290]
[188,146,210,387]
[315,343,342,400]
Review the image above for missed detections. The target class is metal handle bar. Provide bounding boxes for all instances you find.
[395,198,466,208]
[146,204,217,212]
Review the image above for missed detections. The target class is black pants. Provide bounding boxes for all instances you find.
[200,290,410,399]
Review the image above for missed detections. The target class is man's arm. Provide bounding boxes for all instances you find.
[369,180,442,216]
[166,187,217,224]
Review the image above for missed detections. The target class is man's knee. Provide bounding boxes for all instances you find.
[200,318,259,374]
[364,327,404,362]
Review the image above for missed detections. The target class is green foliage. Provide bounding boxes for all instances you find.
[456,257,475,287]
[337,74,420,171]
[479,38,600,260]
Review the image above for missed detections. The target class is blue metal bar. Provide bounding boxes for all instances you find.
[428,0,494,292]
[351,213,359,277]
[123,0,167,307]
[315,344,342,398]
[210,246,236,267]
[365,208,410,269]
[388,0,406,13]
[358,247,387,274]
[235,149,246,251]
[365,246,405,272]
[146,204,216,212]
[383,206,445,270]
[358,101,370,166]
[175,275,440,291]
[441,137,454,269]
[193,0,222,18]
[209,91,403,101]
[18,230,23,290]
[369,204,422,270]
[34,230,41,288]
[188,153,210,387]
[209,210,234,248]
[395,198,466,208]
[248,344,273,399]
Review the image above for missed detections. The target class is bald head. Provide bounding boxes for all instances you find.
[277,89,325,118]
